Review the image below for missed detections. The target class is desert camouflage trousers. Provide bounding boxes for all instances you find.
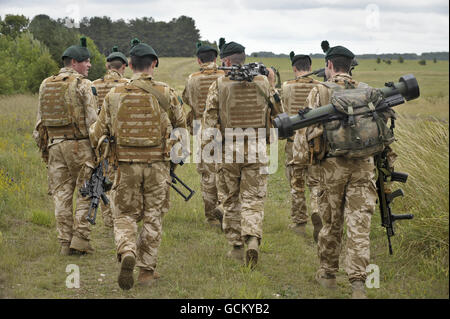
[112,161,170,271]
[317,156,377,283]
[47,139,95,245]
[100,165,115,227]
[197,161,221,221]
[285,141,321,224]
[285,164,321,225]
[217,162,267,247]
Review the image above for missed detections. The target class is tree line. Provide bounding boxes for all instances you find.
[251,51,449,60]
[0,13,210,95]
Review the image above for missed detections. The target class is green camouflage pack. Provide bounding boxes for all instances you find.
[323,82,395,158]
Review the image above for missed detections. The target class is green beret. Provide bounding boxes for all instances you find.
[62,36,91,62]
[321,40,354,60]
[129,38,159,67]
[196,42,218,57]
[218,38,245,59]
[106,46,128,66]
[289,51,311,66]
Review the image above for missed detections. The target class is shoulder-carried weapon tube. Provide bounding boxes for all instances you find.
[273,74,420,139]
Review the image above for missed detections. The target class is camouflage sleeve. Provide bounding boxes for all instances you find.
[89,91,112,149]
[305,86,325,141]
[181,80,191,107]
[161,107,174,160]
[269,87,285,119]
[167,88,186,129]
[33,81,49,163]
[202,80,220,148]
[182,81,194,134]
[33,81,45,144]
[79,79,98,128]
[306,86,321,109]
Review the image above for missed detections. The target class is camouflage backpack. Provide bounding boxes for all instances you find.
[323,82,395,158]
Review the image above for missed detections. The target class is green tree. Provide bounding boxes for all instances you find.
[29,14,79,64]
[376,57,381,64]
[28,15,106,80]
[398,56,404,63]
[418,59,426,65]
[0,14,29,38]
[85,36,106,81]
[0,32,58,94]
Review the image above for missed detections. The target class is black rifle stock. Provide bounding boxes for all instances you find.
[170,161,195,201]
[375,152,413,255]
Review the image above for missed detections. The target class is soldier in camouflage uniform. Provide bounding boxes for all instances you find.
[90,38,185,290]
[33,37,97,255]
[203,38,284,268]
[282,52,322,242]
[92,46,129,228]
[182,42,225,228]
[297,43,377,298]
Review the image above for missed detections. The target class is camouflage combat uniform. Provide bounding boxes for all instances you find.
[282,76,322,226]
[33,67,98,253]
[303,73,378,283]
[203,74,284,248]
[90,72,178,272]
[92,69,129,227]
[182,62,225,223]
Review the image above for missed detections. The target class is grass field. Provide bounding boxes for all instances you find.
[0,57,448,299]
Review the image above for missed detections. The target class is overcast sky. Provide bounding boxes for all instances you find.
[0,0,448,55]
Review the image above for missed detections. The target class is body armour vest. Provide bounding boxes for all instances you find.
[93,72,129,111]
[188,68,225,119]
[217,75,270,134]
[40,73,88,139]
[282,77,319,116]
[112,81,170,163]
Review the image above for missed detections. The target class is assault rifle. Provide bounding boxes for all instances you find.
[301,68,326,80]
[375,151,413,255]
[301,58,358,81]
[170,161,195,201]
[219,62,270,82]
[80,136,113,225]
[273,74,420,138]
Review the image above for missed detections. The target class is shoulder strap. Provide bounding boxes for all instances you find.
[130,79,170,112]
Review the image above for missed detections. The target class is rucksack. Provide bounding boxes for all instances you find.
[323,82,395,158]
